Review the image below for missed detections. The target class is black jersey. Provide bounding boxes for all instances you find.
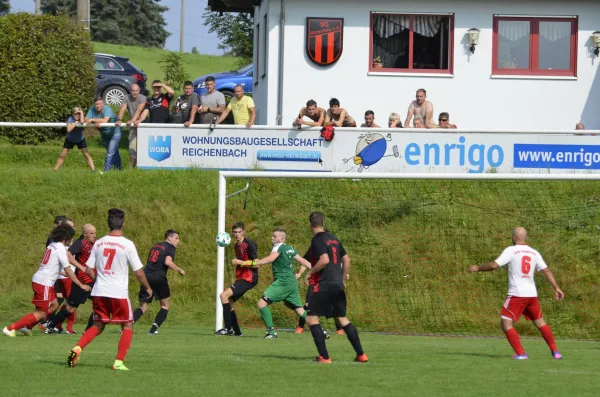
[144,241,177,278]
[310,231,347,288]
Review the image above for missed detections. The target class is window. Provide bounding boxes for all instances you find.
[94,56,123,71]
[262,13,268,78]
[492,16,577,76]
[254,22,260,85]
[370,13,454,73]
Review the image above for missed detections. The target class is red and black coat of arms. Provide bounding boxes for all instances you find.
[306,17,344,66]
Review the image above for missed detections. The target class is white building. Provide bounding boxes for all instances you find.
[208,0,600,130]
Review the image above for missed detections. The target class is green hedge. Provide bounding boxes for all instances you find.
[0,13,96,144]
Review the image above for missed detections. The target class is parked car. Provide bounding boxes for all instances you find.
[94,53,148,106]
[193,64,253,101]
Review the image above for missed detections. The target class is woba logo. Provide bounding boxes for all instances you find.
[148,136,171,162]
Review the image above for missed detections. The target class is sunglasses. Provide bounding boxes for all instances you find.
[439,119,448,122]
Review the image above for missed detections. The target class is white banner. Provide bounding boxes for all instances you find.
[137,126,600,174]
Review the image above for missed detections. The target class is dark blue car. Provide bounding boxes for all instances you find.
[193,64,253,101]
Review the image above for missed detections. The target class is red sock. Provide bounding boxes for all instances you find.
[116,329,133,361]
[505,328,525,355]
[67,311,76,333]
[8,313,38,331]
[76,325,100,350]
[539,324,557,351]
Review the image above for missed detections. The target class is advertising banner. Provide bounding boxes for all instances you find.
[137,126,600,174]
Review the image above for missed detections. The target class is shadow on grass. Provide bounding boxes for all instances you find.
[442,352,507,359]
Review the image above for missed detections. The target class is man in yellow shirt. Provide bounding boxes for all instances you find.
[215,85,256,127]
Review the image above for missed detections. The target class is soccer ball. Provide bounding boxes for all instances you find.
[215,232,231,247]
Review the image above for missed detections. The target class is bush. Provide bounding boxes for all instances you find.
[158,52,188,92]
[0,13,96,144]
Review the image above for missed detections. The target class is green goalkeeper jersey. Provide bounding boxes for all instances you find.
[270,243,297,283]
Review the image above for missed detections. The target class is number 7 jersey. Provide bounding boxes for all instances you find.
[86,235,144,299]
[494,244,548,297]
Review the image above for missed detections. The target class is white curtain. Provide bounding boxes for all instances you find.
[499,20,572,42]
[373,15,442,38]
[539,22,571,42]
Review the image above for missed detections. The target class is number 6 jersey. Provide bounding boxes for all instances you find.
[494,244,548,297]
[86,235,144,299]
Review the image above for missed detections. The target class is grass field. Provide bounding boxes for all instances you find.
[0,326,598,396]
[92,42,241,85]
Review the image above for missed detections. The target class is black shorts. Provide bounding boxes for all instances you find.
[306,286,346,318]
[230,279,257,302]
[67,282,93,307]
[139,275,170,303]
[304,284,315,307]
[63,138,87,150]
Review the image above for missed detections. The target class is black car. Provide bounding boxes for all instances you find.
[94,53,148,106]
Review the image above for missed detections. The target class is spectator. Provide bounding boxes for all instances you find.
[116,83,146,169]
[54,107,95,172]
[172,80,200,128]
[293,99,325,127]
[85,97,122,171]
[575,123,585,130]
[388,113,403,128]
[405,89,434,128]
[433,112,457,129]
[361,110,380,128]
[325,98,357,127]
[413,114,425,128]
[137,80,175,125]
[215,84,256,127]
[198,76,226,124]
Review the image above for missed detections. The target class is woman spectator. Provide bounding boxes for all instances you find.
[388,113,403,128]
[54,107,95,171]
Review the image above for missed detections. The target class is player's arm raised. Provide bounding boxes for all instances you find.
[469,261,499,273]
[165,255,185,276]
[541,267,565,300]
[234,251,280,267]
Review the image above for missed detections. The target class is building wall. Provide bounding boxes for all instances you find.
[253,0,600,129]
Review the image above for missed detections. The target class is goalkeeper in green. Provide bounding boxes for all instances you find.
[233,228,311,338]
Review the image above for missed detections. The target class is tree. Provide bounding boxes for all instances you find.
[40,0,170,47]
[0,0,9,16]
[203,7,253,66]
[159,52,188,90]
[191,46,199,55]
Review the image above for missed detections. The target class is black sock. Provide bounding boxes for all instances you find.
[343,323,364,356]
[85,312,94,330]
[230,310,241,335]
[298,306,307,328]
[57,297,64,306]
[149,308,168,333]
[310,324,329,359]
[222,303,232,330]
[49,308,71,328]
[335,322,343,331]
[133,308,144,323]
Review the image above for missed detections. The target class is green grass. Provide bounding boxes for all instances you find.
[92,42,241,85]
[0,326,598,396]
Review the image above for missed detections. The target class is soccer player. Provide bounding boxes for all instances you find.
[295,249,344,337]
[233,228,311,339]
[469,227,564,360]
[67,208,152,371]
[304,212,368,363]
[215,222,258,336]
[3,223,83,337]
[45,224,97,334]
[132,229,185,335]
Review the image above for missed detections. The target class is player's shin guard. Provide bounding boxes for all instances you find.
[133,308,144,323]
[259,306,274,329]
[116,329,133,361]
[230,310,241,335]
[298,305,308,328]
[76,325,101,349]
[343,323,364,356]
[504,328,525,355]
[8,313,38,331]
[309,324,329,359]
[539,324,557,351]
[222,303,232,330]
[149,309,168,333]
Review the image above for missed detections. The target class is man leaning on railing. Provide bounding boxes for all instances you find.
[85,96,122,172]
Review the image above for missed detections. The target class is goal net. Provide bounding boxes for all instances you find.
[216,172,600,340]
